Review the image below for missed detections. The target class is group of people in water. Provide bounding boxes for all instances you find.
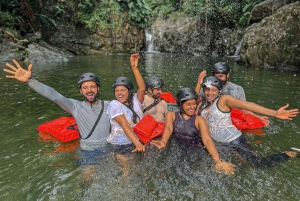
[4,53,299,175]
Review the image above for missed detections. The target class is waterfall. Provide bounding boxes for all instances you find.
[145,30,155,52]
[234,40,242,57]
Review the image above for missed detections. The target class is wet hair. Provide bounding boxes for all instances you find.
[125,89,140,124]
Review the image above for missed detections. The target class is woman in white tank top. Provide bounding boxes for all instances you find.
[197,76,299,167]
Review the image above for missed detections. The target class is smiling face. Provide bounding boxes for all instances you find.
[114,86,129,104]
[181,99,197,116]
[80,81,100,103]
[204,85,219,102]
[148,87,163,99]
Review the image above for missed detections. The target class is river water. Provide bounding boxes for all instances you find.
[0,53,299,200]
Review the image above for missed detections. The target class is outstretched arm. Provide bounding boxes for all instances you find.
[113,114,145,152]
[130,53,146,104]
[4,60,32,82]
[242,110,270,126]
[150,112,174,149]
[197,116,235,175]
[221,95,299,120]
[4,60,77,114]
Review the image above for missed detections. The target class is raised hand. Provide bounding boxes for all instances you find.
[275,104,299,120]
[150,140,166,149]
[4,60,32,82]
[215,161,235,175]
[130,53,140,70]
[197,70,206,85]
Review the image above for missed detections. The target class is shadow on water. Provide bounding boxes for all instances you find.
[0,53,300,200]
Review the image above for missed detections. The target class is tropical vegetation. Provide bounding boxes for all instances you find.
[0,0,264,34]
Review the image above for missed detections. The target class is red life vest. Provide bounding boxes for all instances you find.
[37,117,79,142]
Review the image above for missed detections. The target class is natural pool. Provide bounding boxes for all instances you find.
[0,53,299,200]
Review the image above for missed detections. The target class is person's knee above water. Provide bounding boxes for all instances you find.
[198,76,299,166]
[150,87,235,175]
[107,53,146,153]
[143,76,168,122]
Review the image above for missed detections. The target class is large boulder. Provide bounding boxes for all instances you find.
[146,17,243,57]
[147,17,213,56]
[248,0,298,24]
[0,28,73,63]
[239,2,300,69]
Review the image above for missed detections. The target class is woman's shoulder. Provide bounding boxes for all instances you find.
[108,100,123,108]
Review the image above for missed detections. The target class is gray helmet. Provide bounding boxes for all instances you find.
[212,62,230,74]
[78,73,100,88]
[112,77,134,90]
[176,87,197,105]
[145,76,164,90]
[202,76,223,90]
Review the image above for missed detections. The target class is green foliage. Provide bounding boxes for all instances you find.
[146,0,175,18]
[36,14,57,29]
[239,0,264,26]
[0,11,14,27]
[117,0,152,29]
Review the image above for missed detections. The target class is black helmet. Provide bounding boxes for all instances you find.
[176,87,197,105]
[212,62,230,74]
[145,76,164,90]
[202,76,223,90]
[78,73,100,88]
[112,77,134,90]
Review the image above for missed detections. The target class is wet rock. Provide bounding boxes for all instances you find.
[26,41,73,63]
[23,31,42,43]
[239,2,300,69]
[249,0,298,25]
[0,30,73,63]
[147,17,213,55]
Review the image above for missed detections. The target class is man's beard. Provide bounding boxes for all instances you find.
[84,93,99,103]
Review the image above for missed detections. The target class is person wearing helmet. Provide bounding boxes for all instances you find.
[4,60,111,166]
[195,62,270,126]
[151,87,236,175]
[107,53,146,154]
[143,76,168,122]
[198,76,299,167]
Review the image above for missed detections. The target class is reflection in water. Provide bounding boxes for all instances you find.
[0,53,299,200]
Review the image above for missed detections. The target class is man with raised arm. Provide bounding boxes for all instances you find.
[4,60,111,166]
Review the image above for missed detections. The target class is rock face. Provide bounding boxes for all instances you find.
[248,0,298,24]
[147,17,210,55]
[0,29,73,63]
[146,17,242,57]
[44,24,144,55]
[239,2,300,69]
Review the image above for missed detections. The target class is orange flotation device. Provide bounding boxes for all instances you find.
[231,108,265,130]
[38,132,80,152]
[133,115,164,144]
[159,91,176,103]
[37,117,79,142]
